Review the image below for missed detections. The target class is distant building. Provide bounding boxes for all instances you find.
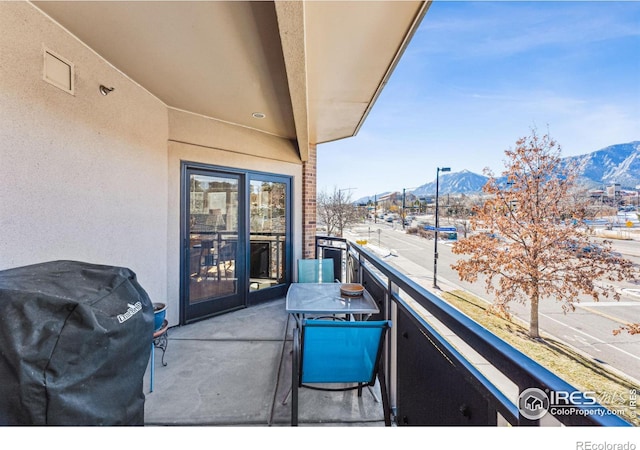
[606,183,621,198]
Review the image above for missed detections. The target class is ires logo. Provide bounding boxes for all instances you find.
[518,388,551,420]
[518,388,601,421]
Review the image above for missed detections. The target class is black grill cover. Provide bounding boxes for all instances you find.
[0,260,155,425]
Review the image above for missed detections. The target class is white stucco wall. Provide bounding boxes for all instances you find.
[1,3,304,326]
[0,2,169,303]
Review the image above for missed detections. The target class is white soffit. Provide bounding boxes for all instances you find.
[33,1,295,139]
[32,1,428,153]
[304,1,428,144]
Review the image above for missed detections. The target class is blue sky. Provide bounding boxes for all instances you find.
[317,1,640,199]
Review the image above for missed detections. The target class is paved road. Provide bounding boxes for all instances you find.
[347,221,640,383]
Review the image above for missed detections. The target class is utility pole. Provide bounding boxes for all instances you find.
[374,194,377,224]
[401,187,417,230]
[402,188,406,230]
[433,167,450,289]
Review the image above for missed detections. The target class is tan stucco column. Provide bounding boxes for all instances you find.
[302,143,317,258]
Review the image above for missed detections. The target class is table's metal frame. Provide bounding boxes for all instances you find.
[285,282,379,326]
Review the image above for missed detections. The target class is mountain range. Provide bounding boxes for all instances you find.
[564,142,640,190]
[356,141,640,202]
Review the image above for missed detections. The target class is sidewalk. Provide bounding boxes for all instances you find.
[364,240,457,292]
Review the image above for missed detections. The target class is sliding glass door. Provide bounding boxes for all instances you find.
[181,164,291,322]
[248,174,291,303]
[182,168,244,322]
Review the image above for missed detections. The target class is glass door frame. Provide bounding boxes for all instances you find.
[180,164,246,324]
[180,162,293,324]
[246,172,293,306]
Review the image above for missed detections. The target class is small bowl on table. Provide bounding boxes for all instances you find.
[340,283,364,297]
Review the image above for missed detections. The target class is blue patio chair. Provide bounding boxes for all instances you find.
[297,258,336,283]
[295,258,342,321]
[291,319,392,426]
[320,259,336,283]
[297,259,319,283]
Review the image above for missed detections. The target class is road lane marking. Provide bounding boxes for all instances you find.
[575,336,590,346]
[575,302,640,307]
[573,303,637,329]
[621,289,640,299]
[383,233,423,249]
[541,313,640,363]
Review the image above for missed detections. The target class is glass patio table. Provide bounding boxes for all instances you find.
[285,282,379,325]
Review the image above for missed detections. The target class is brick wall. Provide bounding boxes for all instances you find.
[302,144,317,258]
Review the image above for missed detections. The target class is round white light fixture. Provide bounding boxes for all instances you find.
[252,112,266,119]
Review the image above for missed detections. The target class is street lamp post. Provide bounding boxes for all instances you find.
[433,167,450,289]
[401,187,417,230]
[374,194,378,223]
[402,188,406,230]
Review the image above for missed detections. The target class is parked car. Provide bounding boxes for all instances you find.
[564,241,621,259]
[578,244,602,257]
[481,232,504,242]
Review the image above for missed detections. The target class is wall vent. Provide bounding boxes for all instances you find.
[43,47,74,95]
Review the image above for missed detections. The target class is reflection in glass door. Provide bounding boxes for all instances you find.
[248,176,290,301]
[183,169,244,322]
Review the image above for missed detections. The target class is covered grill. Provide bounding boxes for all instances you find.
[0,260,154,425]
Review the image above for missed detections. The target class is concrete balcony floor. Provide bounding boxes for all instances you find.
[143,298,387,426]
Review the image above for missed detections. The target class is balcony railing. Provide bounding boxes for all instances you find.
[315,236,632,426]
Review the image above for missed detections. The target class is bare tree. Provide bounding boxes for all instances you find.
[317,187,361,237]
[451,129,638,339]
[447,194,476,239]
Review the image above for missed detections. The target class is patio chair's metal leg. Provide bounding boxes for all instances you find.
[377,363,392,426]
[281,387,291,405]
[292,383,298,426]
[367,384,380,403]
[292,327,300,426]
[149,341,154,393]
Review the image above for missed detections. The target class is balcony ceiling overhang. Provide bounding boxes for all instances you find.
[32,1,429,161]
